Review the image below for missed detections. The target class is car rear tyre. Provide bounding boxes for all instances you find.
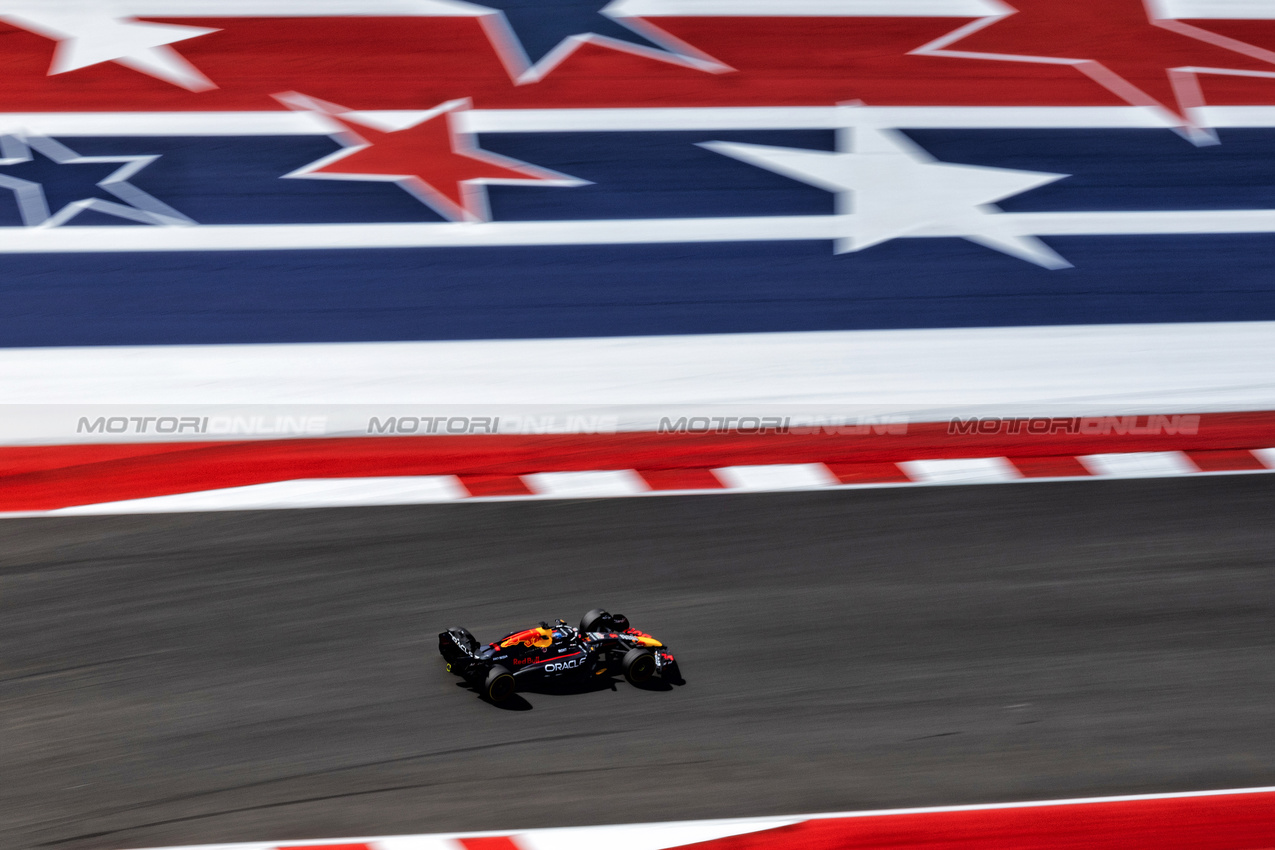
[622,648,656,685]
[484,665,516,703]
[580,608,610,633]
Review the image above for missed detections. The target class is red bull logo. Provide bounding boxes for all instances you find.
[626,630,663,648]
[499,627,554,649]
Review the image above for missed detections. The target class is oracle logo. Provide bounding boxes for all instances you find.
[544,658,584,672]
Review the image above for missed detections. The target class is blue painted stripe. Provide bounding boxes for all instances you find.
[903,128,1275,212]
[4,127,1275,346]
[0,236,1272,346]
[25,128,1275,226]
[30,130,835,226]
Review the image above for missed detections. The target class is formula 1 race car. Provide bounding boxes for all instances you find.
[438,609,682,703]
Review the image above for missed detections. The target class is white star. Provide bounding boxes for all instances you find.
[1,3,219,91]
[0,133,193,227]
[700,123,1072,268]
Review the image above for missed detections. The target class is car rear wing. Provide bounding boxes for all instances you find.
[438,627,483,674]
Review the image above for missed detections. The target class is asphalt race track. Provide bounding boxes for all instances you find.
[2,476,1273,850]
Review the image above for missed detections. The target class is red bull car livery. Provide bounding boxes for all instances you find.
[438,609,682,703]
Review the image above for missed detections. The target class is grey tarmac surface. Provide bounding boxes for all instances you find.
[1,475,1273,850]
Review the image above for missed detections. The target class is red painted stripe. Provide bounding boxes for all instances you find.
[1010,455,1093,478]
[824,461,910,484]
[639,468,726,490]
[458,473,534,497]
[677,792,1275,850]
[458,837,523,850]
[1184,449,1270,472]
[4,18,1275,111]
[1,412,1272,511]
[0,441,225,478]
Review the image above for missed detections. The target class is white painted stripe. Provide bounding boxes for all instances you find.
[122,786,1275,850]
[0,218,828,253]
[516,819,799,850]
[899,456,1020,484]
[1156,0,1275,20]
[1,105,1262,137]
[18,106,1275,138]
[0,111,334,137]
[522,470,650,497]
[614,0,1275,18]
[110,0,487,16]
[835,106,1171,130]
[50,476,467,514]
[378,838,460,850]
[1011,209,1275,236]
[712,463,838,489]
[94,0,1275,20]
[464,106,846,133]
[1079,451,1200,477]
[605,0,1009,17]
[7,207,1275,254]
[1254,447,1275,468]
[357,105,1275,133]
[0,324,1272,415]
[83,0,1015,19]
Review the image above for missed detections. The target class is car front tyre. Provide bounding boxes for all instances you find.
[622,648,656,685]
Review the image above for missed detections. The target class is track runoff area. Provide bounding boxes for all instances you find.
[4,475,1272,849]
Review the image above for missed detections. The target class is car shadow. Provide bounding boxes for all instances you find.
[518,675,620,696]
[454,673,683,709]
[453,680,535,710]
[631,678,676,692]
[489,694,534,711]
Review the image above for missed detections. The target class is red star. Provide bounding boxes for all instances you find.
[912,0,1275,140]
[280,94,584,221]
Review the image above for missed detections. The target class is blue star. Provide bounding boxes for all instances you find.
[0,135,191,227]
[466,0,726,83]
